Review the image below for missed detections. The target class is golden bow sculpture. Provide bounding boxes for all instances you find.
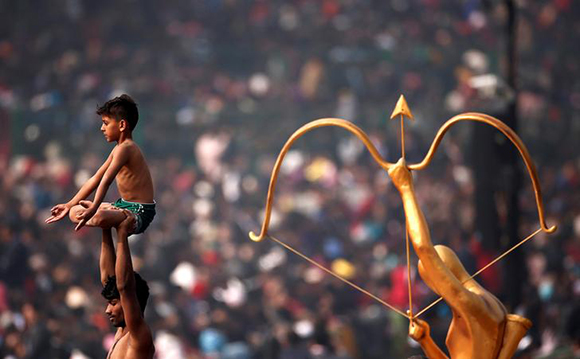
[249,96,556,325]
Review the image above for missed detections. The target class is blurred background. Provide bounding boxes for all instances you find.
[0,0,579,358]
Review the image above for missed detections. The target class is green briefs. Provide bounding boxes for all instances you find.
[112,198,156,234]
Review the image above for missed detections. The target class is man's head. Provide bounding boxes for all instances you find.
[101,273,149,327]
[96,94,139,141]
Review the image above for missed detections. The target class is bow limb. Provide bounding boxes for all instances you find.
[408,112,556,234]
[249,118,393,242]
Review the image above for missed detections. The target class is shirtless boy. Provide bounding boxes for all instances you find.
[101,212,155,359]
[45,94,155,234]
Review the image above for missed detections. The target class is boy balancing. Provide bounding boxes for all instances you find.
[46,94,155,234]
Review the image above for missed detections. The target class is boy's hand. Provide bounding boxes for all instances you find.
[45,204,71,224]
[75,200,97,231]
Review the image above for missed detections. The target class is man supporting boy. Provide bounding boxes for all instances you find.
[45,94,155,234]
[101,211,155,358]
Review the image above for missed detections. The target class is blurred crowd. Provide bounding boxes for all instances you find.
[1,0,579,358]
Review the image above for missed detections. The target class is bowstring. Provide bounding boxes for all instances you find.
[262,222,544,321]
[266,234,410,319]
[414,227,543,318]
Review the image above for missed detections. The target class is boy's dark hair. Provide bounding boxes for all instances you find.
[101,273,149,314]
[96,94,139,131]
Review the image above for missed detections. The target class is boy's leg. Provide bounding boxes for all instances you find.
[69,202,128,229]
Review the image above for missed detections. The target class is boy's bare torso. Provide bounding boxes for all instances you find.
[114,140,154,203]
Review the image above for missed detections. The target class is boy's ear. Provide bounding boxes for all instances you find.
[119,119,127,131]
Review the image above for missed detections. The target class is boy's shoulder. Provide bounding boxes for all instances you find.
[108,142,143,164]
[114,140,140,153]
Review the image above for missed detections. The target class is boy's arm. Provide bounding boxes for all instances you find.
[100,228,116,285]
[45,152,113,224]
[69,151,114,207]
[115,214,154,350]
[75,145,130,230]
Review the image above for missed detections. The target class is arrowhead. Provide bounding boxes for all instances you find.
[390,95,414,121]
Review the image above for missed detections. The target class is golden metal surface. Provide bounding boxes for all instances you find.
[250,113,554,243]
[249,99,556,358]
[408,112,555,234]
[390,158,536,359]
[249,118,393,242]
[390,94,414,120]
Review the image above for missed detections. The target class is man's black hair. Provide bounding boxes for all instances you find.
[96,94,139,131]
[101,273,149,314]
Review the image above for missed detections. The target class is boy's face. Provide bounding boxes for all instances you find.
[100,116,123,142]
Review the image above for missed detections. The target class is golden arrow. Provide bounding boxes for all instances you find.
[390,94,414,160]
